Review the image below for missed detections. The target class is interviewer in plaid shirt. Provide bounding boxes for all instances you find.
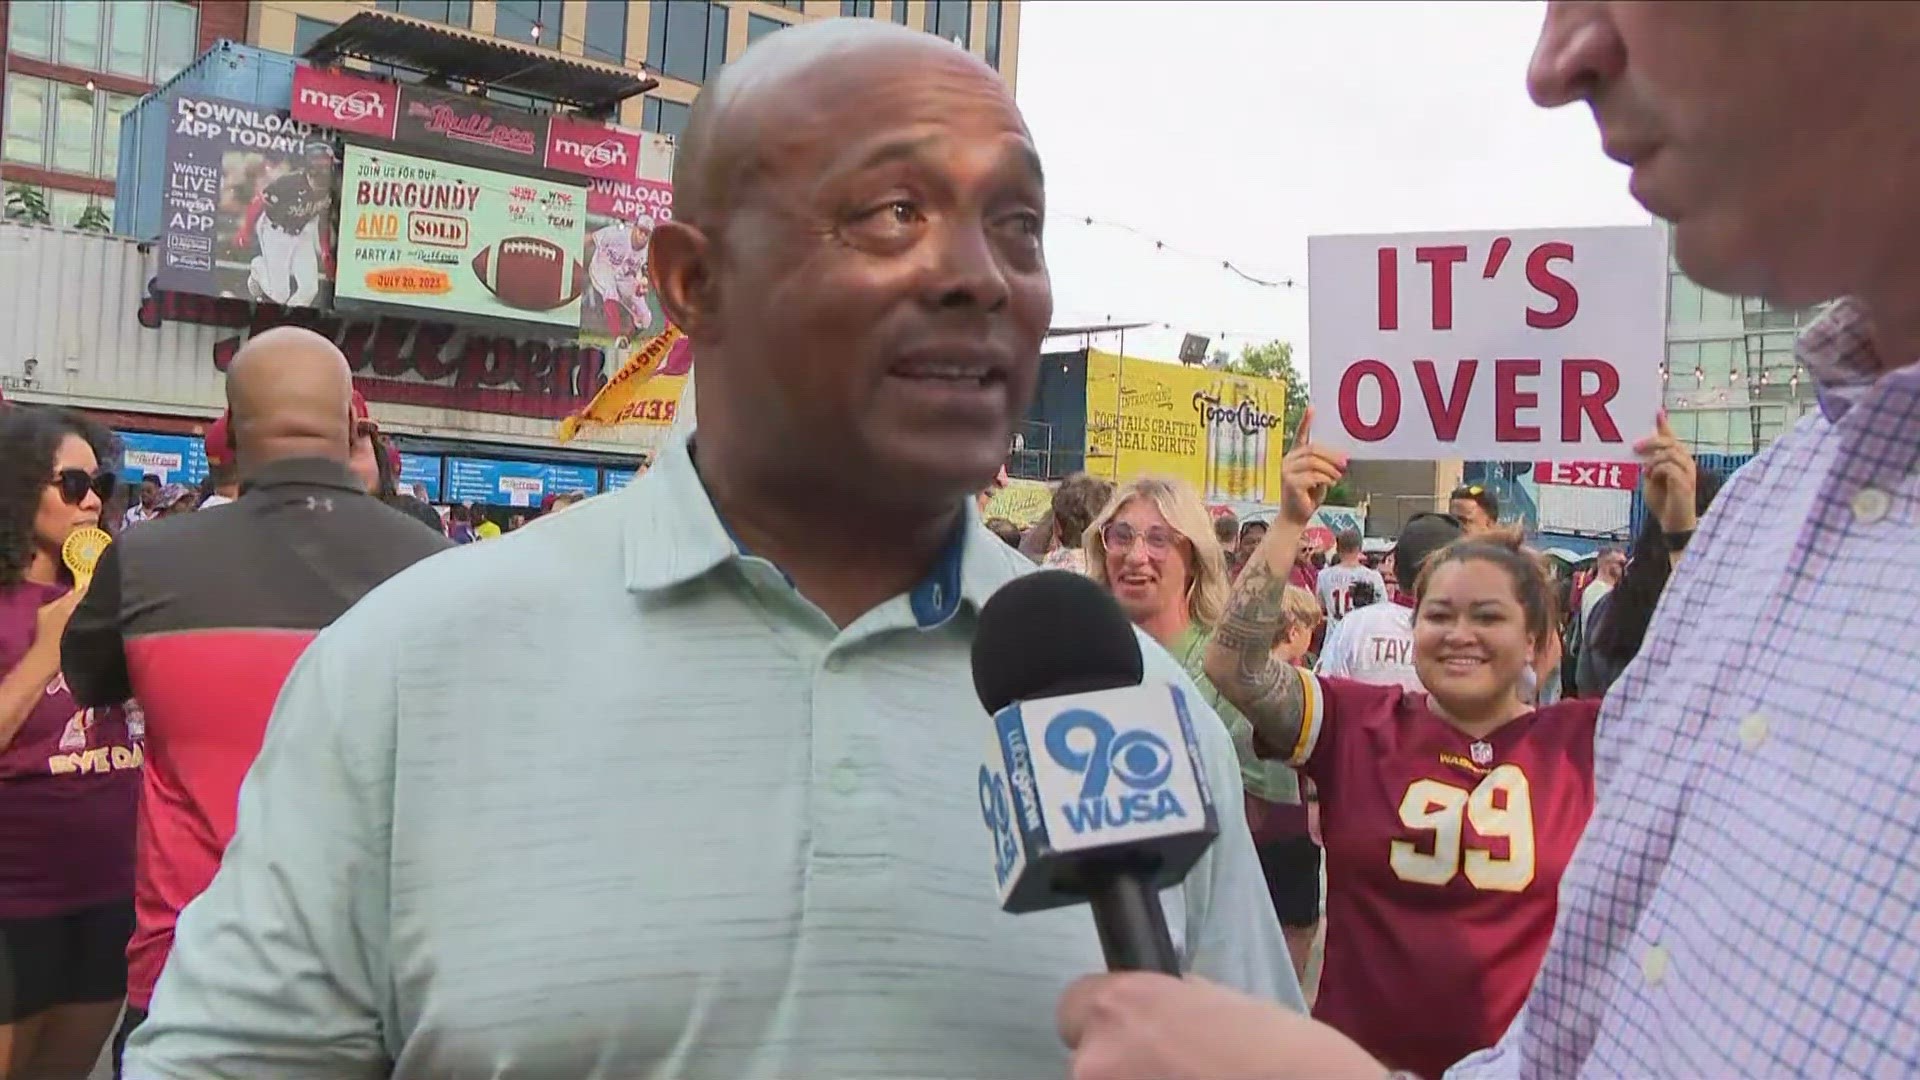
[1055,3,1920,1078]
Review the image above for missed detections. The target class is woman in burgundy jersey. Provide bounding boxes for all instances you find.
[1201,410,1699,1079]
[0,407,139,1077]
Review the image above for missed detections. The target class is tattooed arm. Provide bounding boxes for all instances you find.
[1203,521,1312,758]
[1203,409,1347,759]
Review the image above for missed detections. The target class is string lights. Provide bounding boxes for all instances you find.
[1049,211,1305,291]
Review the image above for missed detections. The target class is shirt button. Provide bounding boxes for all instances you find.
[1851,487,1891,524]
[1738,713,1769,750]
[1641,943,1670,987]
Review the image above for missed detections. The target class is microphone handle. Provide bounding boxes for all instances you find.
[1086,869,1181,975]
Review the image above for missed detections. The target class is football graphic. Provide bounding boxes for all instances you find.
[472,236,586,311]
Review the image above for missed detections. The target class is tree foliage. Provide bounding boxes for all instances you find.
[3,183,50,226]
[76,201,112,232]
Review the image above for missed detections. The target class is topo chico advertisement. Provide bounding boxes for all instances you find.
[158,95,338,308]
[1083,349,1288,502]
[335,144,588,328]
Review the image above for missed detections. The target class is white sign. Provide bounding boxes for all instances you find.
[1308,226,1665,461]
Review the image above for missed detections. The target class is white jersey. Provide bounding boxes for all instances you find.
[588,224,647,295]
[1315,600,1420,691]
[1316,561,1388,624]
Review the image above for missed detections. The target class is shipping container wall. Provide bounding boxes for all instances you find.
[1627,451,1754,538]
[0,225,660,458]
[1536,485,1632,536]
[1019,349,1090,480]
[117,41,304,240]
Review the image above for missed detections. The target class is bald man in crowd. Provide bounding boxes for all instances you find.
[62,326,449,1076]
[122,20,1296,1080]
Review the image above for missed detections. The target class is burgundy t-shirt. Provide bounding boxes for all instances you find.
[0,580,140,917]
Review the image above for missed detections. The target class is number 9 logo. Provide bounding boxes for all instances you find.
[978,765,1017,883]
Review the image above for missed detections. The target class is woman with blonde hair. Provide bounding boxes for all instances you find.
[1084,475,1319,986]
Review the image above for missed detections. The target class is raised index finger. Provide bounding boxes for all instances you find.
[1292,406,1313,451]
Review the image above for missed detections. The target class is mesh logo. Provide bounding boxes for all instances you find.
[1044,709,1184,833]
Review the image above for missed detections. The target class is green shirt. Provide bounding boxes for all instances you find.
[1174,624,1302,805]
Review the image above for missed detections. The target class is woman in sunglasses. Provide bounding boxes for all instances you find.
[1083,476,1319,989]
[0,407,141,1077]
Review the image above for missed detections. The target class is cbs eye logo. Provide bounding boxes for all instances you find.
[1044,710,1174,800]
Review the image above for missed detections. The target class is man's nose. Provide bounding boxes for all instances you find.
[928,216,1012,314]
[1527,1,1626,109]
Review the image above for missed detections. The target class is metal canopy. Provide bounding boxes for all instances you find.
[300,10,657,112]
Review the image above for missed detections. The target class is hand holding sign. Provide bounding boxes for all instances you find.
[1279,408,1349,529]
[1634,410,1699,536]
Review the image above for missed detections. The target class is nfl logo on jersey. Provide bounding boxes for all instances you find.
[1469,740,1494,766]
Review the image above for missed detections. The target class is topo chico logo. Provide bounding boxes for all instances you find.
[1192,390,1283,436]
[1044,708,1184,833]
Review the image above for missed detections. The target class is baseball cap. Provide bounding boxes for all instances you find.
[1393,512,1466,584]
[204,411,233,467]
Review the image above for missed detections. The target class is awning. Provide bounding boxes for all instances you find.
[300,10,657,112]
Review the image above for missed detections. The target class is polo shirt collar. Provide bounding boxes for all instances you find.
[238,456,366,495]
[622,428,1004,629]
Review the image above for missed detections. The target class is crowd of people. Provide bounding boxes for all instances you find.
[0,4,1915,1079]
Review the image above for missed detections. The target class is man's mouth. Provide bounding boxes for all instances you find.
[889,359,1007,388]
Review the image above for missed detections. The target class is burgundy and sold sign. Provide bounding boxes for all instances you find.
[1307,225,1666,462]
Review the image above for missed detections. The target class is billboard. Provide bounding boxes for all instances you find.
[397,453,443,502]
[115,432,210,487]
[1082,350,1287,502]
[582,176,673,338]
[157,95,337,307]
[335,144,587,327]
[395,84,546,171]
[1308,225,1666,462]
[291,66,400,141]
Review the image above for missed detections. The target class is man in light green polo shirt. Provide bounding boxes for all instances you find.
[126,19,1299,1080]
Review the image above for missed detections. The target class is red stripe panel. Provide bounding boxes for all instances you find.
[121,628,317,1007]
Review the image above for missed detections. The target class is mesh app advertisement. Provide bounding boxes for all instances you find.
[335,145,587,327]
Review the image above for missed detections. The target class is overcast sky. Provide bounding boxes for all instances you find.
[1013,1,1650,376]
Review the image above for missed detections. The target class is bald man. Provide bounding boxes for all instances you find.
[62,326,449,1076]
[121,21,1297,1080]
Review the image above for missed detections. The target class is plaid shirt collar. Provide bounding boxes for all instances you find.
[1801,297,1916,422]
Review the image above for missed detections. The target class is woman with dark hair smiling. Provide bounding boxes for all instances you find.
[0,407,141,1078]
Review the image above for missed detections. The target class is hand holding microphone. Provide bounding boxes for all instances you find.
[970,570,1220,974]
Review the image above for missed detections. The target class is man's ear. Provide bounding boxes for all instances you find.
[649,219,713,335]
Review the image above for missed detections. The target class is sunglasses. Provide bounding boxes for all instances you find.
[49,468,117,506]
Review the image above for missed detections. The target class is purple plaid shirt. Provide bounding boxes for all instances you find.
[1452,299,1920,1078]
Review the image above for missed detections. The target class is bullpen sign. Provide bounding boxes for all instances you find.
[1308,226,1665,462]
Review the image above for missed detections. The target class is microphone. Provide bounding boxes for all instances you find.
[971,570,1220,975]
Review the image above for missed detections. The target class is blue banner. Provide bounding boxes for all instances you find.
[602,468,639,492]
[116,432,209,487]
[445,458,600,507]
[397,453,443,502]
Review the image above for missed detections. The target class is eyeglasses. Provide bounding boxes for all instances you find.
[48,468,116,507]
[1101,522,1184,555]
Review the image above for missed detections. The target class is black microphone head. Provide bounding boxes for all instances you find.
[972,570,1145,715]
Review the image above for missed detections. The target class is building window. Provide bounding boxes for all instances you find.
[4,77,138,179]
[59,0,105,70]
[293,16,338,55]
[583,0,629,64]
[770,0,805,8]
[45,190,114,230]
[748,14,788,45]
[890,1,909,24]
[496,0,563,43]
[642,97,692,138]
[841,0,875,15]
[984,0,1002,68]
[3,79,52,167]
[485,88,555,113]
[377,0,475,28]
[10,2,55,60]
[930,0,970,47]
[153,1,199,80]
[647,2,730,85]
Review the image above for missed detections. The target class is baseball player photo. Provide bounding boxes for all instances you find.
[584,214,658,340]
[235,143,336,308]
